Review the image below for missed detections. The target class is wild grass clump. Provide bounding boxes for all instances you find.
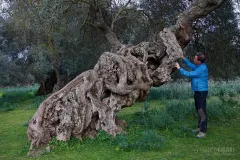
[134,130,164,151]
[169,123,193,138]
[48,136,82,151]
[0,102,19,112]
[0,85,42,111]
[133,99,194,129]
[0,90,34,104]
[0,84,39,93]
[150,79,240,100]
[209,79,240,97]
[149,81,192,100]
[113,134,129,150]
[131,94,240,139]
[207,97,224,121]
[18,142,31,156]
[47,129,164,152]
[207,97,240,121]
[164,100,195,121]
[32,95,47,108]
[132,109,175,129]
[114,130,164,151]
[129,98,173,129]
[147,79,240,124]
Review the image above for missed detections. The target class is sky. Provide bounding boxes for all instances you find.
[0,0,9,18]
[232,0,240,27]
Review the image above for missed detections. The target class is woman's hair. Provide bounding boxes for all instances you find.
[196,52,206,63]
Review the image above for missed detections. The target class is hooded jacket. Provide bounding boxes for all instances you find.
[179,57,208,91]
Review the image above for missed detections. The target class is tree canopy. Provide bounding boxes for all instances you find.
[0,0,239,88]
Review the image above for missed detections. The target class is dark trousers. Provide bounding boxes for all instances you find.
[194,91,208,133]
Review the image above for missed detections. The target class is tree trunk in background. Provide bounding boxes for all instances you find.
[36,59,68,96]
[36,71,57,96]
[52,63,67,92]
[27,0,226,156]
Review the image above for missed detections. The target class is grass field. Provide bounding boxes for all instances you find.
[0,80,240,160]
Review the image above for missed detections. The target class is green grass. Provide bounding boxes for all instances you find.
[0,109,35,160]
[0,81,240,159]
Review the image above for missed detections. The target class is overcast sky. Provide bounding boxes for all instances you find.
[0,0,9,18]
[233,0,240,26]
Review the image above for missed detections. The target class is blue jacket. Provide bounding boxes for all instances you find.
[179,57,208,91]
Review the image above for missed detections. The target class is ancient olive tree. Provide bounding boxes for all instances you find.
[27,0,226,155]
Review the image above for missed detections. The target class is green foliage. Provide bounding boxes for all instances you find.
[149,80,240,123]
[132,98,194,130]
[208,97,240,121]
[47,129,164,153]
[114,134,129,150]
[149,82,192,100]
[209,79,240,97]
[207,97,225,120]
[0,14,35,86]
[32,95,47,108]
[113,130,164,151]
[0,52,33,86]
[150,79,240,99]
[168,123,193,138]
[27,46,52,83]
[138,0,186,40]
[17,142,30,156]
[134,130,164,151]
[133,108,174,129]
[0,102,19,112]
[1,0,239,87]
[164,100,195,121]
[49,136,82,151]
[91,130,113,143]
[0,85,40,112]
[185,1,240,80]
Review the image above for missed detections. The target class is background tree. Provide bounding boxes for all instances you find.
[2,0,111,92]
[0,11,34,86]
[184,0,240,80]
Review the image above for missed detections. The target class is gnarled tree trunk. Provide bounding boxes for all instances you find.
[27,0,226,156]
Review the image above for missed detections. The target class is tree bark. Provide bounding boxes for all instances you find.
[27,0,226,156]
